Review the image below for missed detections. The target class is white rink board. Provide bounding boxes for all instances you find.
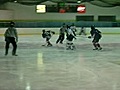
[0,27,120,35]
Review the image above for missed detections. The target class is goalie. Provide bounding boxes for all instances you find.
[88,26,102,50]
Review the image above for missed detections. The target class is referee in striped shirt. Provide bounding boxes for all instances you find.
[4,21,18,56]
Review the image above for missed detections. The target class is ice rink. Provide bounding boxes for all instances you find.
[0,28,120,90]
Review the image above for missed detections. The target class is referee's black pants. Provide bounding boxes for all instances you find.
[5,37,17,55]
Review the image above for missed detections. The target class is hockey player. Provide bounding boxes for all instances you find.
[79,26,87,36]
[88,26,102,50]
[4,21,18,56]
[70,23,77,36]
[66,34,76,50]
[66,25,76,50]
[56,24,66,44]
[66,25,74,37]
[42,29,55,46]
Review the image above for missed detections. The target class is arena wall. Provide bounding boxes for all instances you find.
[0,2,120,21]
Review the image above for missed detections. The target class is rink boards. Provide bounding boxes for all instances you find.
[0,27,120,35]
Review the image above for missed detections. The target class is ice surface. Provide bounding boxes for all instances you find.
[0,33,120,90]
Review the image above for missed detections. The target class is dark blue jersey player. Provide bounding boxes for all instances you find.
[89,26,102,50]
[42,29,55,46]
